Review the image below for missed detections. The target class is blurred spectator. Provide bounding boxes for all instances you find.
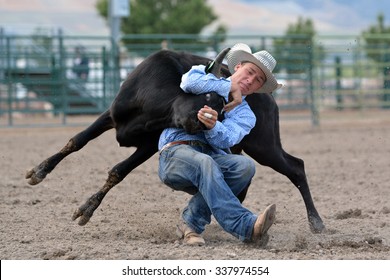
[161,40,169,50]
[72,46,89,80]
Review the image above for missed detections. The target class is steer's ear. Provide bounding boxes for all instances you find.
[205,47,231,78]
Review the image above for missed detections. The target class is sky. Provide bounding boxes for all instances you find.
[0,0,389,36]
[209,0,389,35]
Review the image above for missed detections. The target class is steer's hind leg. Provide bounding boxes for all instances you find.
[274,151,325,233]
[243,145,325,233]
[72,139,158,225]
[26,110,114,185]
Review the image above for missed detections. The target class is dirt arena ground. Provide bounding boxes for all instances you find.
[1,110,389,260]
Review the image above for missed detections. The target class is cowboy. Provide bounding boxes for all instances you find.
[158,43,282,246]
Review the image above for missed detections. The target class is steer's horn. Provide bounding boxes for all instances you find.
[205,47,231,78]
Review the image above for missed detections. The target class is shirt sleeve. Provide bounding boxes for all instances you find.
[180,65,231,98]
[204,101,256,149]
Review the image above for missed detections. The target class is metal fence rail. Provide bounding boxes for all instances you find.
[1,31,389,127]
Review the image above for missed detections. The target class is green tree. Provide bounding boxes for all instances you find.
[362,13,390,107]
[362,13,390,63]
[96,0,226,50]
[272,17,324,74]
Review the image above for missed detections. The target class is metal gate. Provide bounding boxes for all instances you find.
[1,31,389,127]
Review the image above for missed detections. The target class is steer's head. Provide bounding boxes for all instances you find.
[172,48,231,134]
[178,91,225,134]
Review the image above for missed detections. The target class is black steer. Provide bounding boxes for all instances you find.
[25,48,325,233]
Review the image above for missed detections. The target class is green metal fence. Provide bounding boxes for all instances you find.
[1,31,389,127]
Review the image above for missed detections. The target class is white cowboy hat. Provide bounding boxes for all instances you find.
[226,43,282,93]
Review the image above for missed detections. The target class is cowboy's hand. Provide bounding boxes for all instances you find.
[198,106,218,129]
[223,80,242,112]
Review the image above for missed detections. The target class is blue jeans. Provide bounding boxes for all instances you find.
[158,143,258,241]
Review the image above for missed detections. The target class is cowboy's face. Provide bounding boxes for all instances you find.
[233,62,266,95]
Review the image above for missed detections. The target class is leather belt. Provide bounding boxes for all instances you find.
[159,140,205,154]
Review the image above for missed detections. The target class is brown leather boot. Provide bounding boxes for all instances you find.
[176,222,205,246]
[252,204,276,245]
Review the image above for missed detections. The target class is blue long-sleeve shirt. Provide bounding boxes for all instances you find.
[158,65,256,154]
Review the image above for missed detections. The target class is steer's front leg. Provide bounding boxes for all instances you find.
[72,171,120,225]
[72,142,158,225]
[26,110,113,185]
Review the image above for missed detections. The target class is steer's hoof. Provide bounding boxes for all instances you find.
[72,209,91,226]
[25,167,45,185]
[72,192,103,226]
[309,216,326,233]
